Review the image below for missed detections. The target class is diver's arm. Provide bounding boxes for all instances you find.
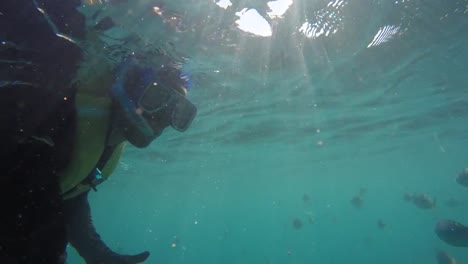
[64,191,150,264]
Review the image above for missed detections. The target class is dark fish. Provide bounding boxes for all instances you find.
[292,218,303,230]
[456,168,468,187]
[435,219,468,247]
[302,193,310,203]
[377,219,386,229]
[435,249,457,264]
[411,193,436,209]
[351,195,364,209]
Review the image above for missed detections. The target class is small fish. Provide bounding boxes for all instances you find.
[410,193,436,209]
[351,195,364,209]
[351,188,367,209]
[292,218,303,230]
[456,168,468,187]
[377,219,386,229]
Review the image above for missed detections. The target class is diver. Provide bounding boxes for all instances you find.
[1,0,196,263]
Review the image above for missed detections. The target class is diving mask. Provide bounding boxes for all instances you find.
[111,56,197,147]
[137,73,197,132]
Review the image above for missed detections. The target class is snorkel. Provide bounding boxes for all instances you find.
[110,57,155,148]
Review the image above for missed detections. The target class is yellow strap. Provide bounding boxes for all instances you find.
[59,93,112,195]
[62,143,125,200]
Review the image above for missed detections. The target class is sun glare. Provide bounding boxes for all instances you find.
[215,0,232,10]
[267,0,294,19]
[235,8,272,37]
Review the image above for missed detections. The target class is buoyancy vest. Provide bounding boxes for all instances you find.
[60,93,126,200]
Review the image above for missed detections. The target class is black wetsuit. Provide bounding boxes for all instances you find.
[0,1,148,263]
[1,0,82,262]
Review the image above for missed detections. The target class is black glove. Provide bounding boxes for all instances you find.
[64,191,150,264]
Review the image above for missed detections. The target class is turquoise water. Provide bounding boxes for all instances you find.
[69,0,467,263]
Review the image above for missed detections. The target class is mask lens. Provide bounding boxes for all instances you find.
[139,84,172,112]
[138,80,197,132]
[172,98,197,131]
